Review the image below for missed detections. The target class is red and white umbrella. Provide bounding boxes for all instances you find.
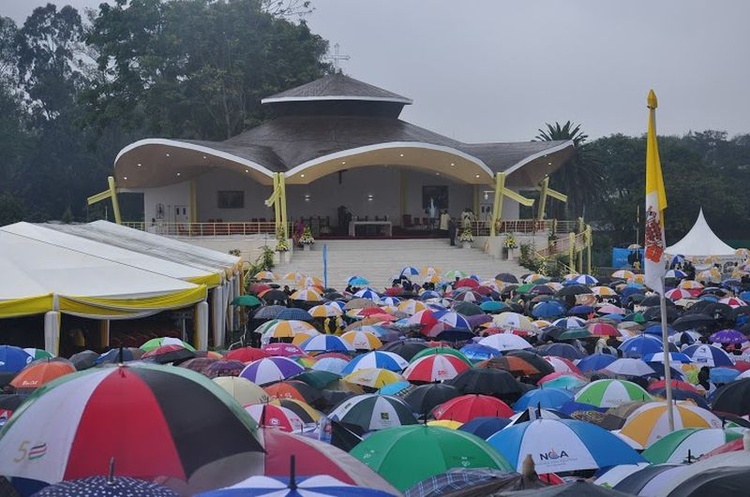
[243,404,306,433]
[543,356,582,375]
[402,354,470,383]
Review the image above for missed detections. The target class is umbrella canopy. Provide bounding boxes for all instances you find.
[350,425,512,491]
[665,465,750,497]
[142,344,195,364]
[498,480,634,497]
[476,356,540,376]
[204,360,247,378]
[478,334,533,352]
[10,360,76,390]
[341,351,408,374]
[380,341,429,361]
[0,345,33,373]
[602,358,656,377]
[403,354,470,383]
[139,337,195,352]
[403,383,461,416]
[0,363,264,487]
[232,295,263,307]
[574,379,653,408]
[264,380,322,404]
[619,401,722,447]
[486,419,645,474]
[300,335,355,354]
[213,376,270,405]
[340,331,383,351]
[458,416,512,439]
[641,428,742,464]
[710,378,750,415]
[68,350,99,371]
[342,368,404,390]
[682,344,734,367]
[576,354,618,373]
[432,394,514,422]
[239,357,305,386]
[263,343,307,358]
[618,335,663,358]
[513,388,574,411]
[448,368,523,397]
[243,404,305,433]
[33,476,180,497]
[329,394,417,431]
[197,474,396,497]
[224,347,269,363]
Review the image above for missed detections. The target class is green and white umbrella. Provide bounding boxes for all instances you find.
[574,379,653,408]
[24,348,54,360]
[328,394,417,432]
[642,428,743,464]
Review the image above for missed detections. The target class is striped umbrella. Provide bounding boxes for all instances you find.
[23,348,54,361]
[243,404,305,433]
[682,344,734,367]
[402,354,471,383]
[239,357,305,386]
[611,270,635,280]
[139,337,195,353]
[329,394,417,431]
[478,333,533,352]
[341,331,383,351]
[354,289,380,300]
[543,356,582,374]
[342,368,405,389]
[0,363,263,486]
[269,398,321,424]
[290,289,323,302]
[308,303,344,318]
[311,357,350,375]
[341,351,408,374]
[299,335,354,354]
[574,379,653,408]
[641,428,743,464]
[212,376,269,405]
[263,380,321,404]
[397,300,427,315]
[513,388,574,411]
[257,320,317,339]
[619,401,723,447]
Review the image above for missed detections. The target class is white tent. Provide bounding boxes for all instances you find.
[665,208,736,257]
[0,230,208,354]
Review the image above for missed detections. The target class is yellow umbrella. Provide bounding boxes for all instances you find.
[282,272,305,282]
[259,320,317,339]
[523,273,546,283]
[308,304,343,318]
[591,286,617,296]
[298,276,324,288]
[270,398,322,422]
[563,272,580,281]
[341,330,383,351]
[627,274,646,284]
[290,289,323,302]
[427,419,463,430]
[612,269,635,280]
[398,300,427,315]
[678,280,704,290]
[212,376,269,405]
[254,270,276,280]
[342,368,404,389]
[291,330,322,346]
[619,401,722,447]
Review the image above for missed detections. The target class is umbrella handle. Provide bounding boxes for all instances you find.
[108,457,115,484]
[289,455,297,490]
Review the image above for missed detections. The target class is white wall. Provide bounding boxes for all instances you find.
[143,182,191,223]
[196,169,274,222]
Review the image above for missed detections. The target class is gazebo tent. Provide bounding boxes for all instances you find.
[43,220,244,346]
[665,208,736,257]
[0,230,209,354]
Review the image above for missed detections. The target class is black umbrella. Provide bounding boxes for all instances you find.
[711,378,750,415]
[613,464,683,494]
[403,383,461,415]
[0,393,29,412]
[435,328,476,343]
[32,476,179,497]
[276,308,314,321]
[495,273,519,283]
[68,350,99,371]
[452,301,484,316]
[504,350,555,376]
[291,370,340,390]
[537,325,566,342]
[668,466,750,497]
[535,343,585,361]
[380,340,429,361]
[448,368,523,399]
[672,313,716,331]
[252,305,287,319]
[499,480,633,497]
[649,388,709,409]
[642,305,680,322]
[330,419,364,452]
[261,290,289,304]
[556,284,593,297]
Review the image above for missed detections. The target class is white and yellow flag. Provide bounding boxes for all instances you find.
[644,90,668,294]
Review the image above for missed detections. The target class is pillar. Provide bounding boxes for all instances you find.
[211,286,225,349]
[490,173,506,237]
[568,232,576,271]
[108,176,122,225]
[99,319,110,348]
[194,301,209,351]
[537,176,549,222]
[44,311,61,356]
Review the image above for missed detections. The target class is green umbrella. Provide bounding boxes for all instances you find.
[574,379,652,408]
[410,347,472,366]
[641,428,742,464]
[558,328,594,340]
[232,295,262,307]
[479,301,508,313]
[350,425,512,491]
[515,283,535,294]
[292,370,340,390]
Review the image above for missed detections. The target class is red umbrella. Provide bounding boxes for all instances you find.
[587,322,620,337]
[263,343,306,357]
[432,394,514,422]
[257,429,398,494]
[733,361,750,372]
[248,283,272,294]
[700,437,744,458]
[203,360,246,378]
[647,379,701,394]
[264,380,321,404]
[141,345,195,364]
[314,352,352,362]
[225,347,269,363]
[454,278,480,289]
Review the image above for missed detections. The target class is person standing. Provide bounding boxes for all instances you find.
[439,210,450,237]
[447,217,457,246]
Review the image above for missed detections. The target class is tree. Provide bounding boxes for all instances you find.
[534,121,605,220]
[83,0,330,140]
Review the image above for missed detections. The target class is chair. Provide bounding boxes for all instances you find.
[402,214,412,228]
[413,217,421,228]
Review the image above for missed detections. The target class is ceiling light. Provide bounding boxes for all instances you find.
[301,173,305,178]
[166,153,170,157]
[123,176,127,180]
[341,161,346,165]
[450,162,455,166]
[475,174,480,178]
[203,155,207,159]
[436,173,440,176]
[548,162,552,166]
[137,163,142,167]
[176,172,181,176]
[399,154,404,157]
[245,169,249,173]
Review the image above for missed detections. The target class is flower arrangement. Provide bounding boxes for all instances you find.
[504,233,518,249]
[275,229,290,252]
[299,226,315,245]
[458,227,474,243]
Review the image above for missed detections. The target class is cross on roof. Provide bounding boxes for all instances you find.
[331,43,350,73]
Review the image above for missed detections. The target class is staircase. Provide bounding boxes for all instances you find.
[274,239,527,290]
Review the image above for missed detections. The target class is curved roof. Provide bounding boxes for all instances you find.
[261,73,413,105]
[666,208,735,256]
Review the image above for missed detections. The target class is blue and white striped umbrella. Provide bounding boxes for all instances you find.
[513,388,574,411]
[300,335,355,354]
[400,266,420,276]
[487,419,646,473]
[197,475,395,497]
[341,351,409,375]
[239,357,305,386]
[436,312,471,330]
[682,344,734,367]
[379,297,401,306]
[552,317,587,329]
[618,335,664,358]
[311,357,350,375]
[643,352,693,364]
[571,274,598,286]
[354,288,380,300]
[459,344,501,362]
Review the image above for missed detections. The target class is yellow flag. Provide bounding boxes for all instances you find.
[644,90,667,294]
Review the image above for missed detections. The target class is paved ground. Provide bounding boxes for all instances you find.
[273,238,526,290]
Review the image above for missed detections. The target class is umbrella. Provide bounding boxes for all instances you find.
[619,401,722,447]
[23,348,53,361]
[290,289,323,302]
[311,357,349,375]
[576,353,618,373]
[240,357,305,386]
[10,360,76,390]
[611,463,684,494]
[329,394,417,431]
[448,368,523,398]
[341,351,408,374]
[204,360,247,378]
[348,276,371,286]
[243,404,305,433]
[618,335,664,358]
[459,344,501,362]
[141,345,195,364]
[574,379,653,408]
[33,476,179,497]
[682,344,734,367]
[197,474,396,497]
[539,373,589,392]
[342,368,404,389]
[602,358,656,377]
[673,313,715,331]
[543,356,581,375]
[0,363,264,488]
[264,380,322,404]
[536,343,584,360]
[263,343,307,358]
[300,335,354,354]
[225,347,269,363]
[139,337,195,352]
[498,480,634,497]
[411,347,472,366]
[641,428,742,464]
[340,331,383,351]
[666,466,750,497]
[710,378,750,415]
[213,376,270,405]
[403,383,461,415]
[649,387,710,409]
[709,329,747,344]
[531,301,566,319]
[253,305,288,319]
[402,354,471,383]
[478,334,532,352]
[487,418,645,473]
[178,357,218,374]
[432,394,514,422]
[557,328,594,341]
[350,425,512,491]
[380,341,429,361]
[513,388,574,411]
[269,399,321,424]
[0,346,33,373]
[292,370,340,390]
[457,416,512,439]
[476,356,540,376]
[276,308,314,322]
[68,350,99,371]
[232,295,262,307]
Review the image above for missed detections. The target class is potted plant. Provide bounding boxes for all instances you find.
[299,226,315,250]
[275,230,290,263]
[503,233,518,259]
[458,227,474,249]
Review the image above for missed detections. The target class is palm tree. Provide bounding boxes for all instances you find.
[534,121,604,220]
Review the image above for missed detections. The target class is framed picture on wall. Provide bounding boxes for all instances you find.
[218,190,245,209]
[422,185,449,210]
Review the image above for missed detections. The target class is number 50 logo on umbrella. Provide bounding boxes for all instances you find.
[13,441,47,462]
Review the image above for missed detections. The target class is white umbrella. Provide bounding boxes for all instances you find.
[478,333,533,352]
[603,358,656,377]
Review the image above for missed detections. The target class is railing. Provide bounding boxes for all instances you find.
[123,221,287,237]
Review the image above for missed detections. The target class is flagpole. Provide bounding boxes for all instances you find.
[659,276,675,431]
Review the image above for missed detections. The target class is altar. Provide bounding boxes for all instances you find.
[348,221,393,237]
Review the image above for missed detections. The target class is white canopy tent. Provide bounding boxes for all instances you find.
[0,230,209,354]
[665,208,736,257]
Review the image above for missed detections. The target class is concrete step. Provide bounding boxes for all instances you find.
[273,238,526,290]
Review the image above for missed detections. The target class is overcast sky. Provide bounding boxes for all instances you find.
[5,0,750,143]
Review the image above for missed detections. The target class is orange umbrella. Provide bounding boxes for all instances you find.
[11,360,76,390]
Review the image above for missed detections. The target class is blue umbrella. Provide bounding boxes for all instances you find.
[95,348,139,365]
[348,276,371,286]
[710,367,740,384]
[276,308,314,321]
[682,344,735,367]
[459,344,501,362]
[419,291,442,300]
[557,400,607,416]
[379,381,413,396]
[354,288,379,300]
[600,313,624,322]
[642,352,692,363]
[0,345,33,373]
[576,353,618,373]
[531,301,566,319]
[536,343,585,360]
[197,474,395,496]
[568,305,595,316]
[480,301,509,313]
[400,266,420,277]
[618,335,664,358]
[643,324,676,336]
[513,388,574,411]
[487,419,645,473]
[458,416,512,439]
[552,317,587,329]
[342,351,408,374]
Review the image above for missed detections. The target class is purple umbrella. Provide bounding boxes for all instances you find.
[203,359,247,378]
[239,357,305,386]
[709,329,748,345]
